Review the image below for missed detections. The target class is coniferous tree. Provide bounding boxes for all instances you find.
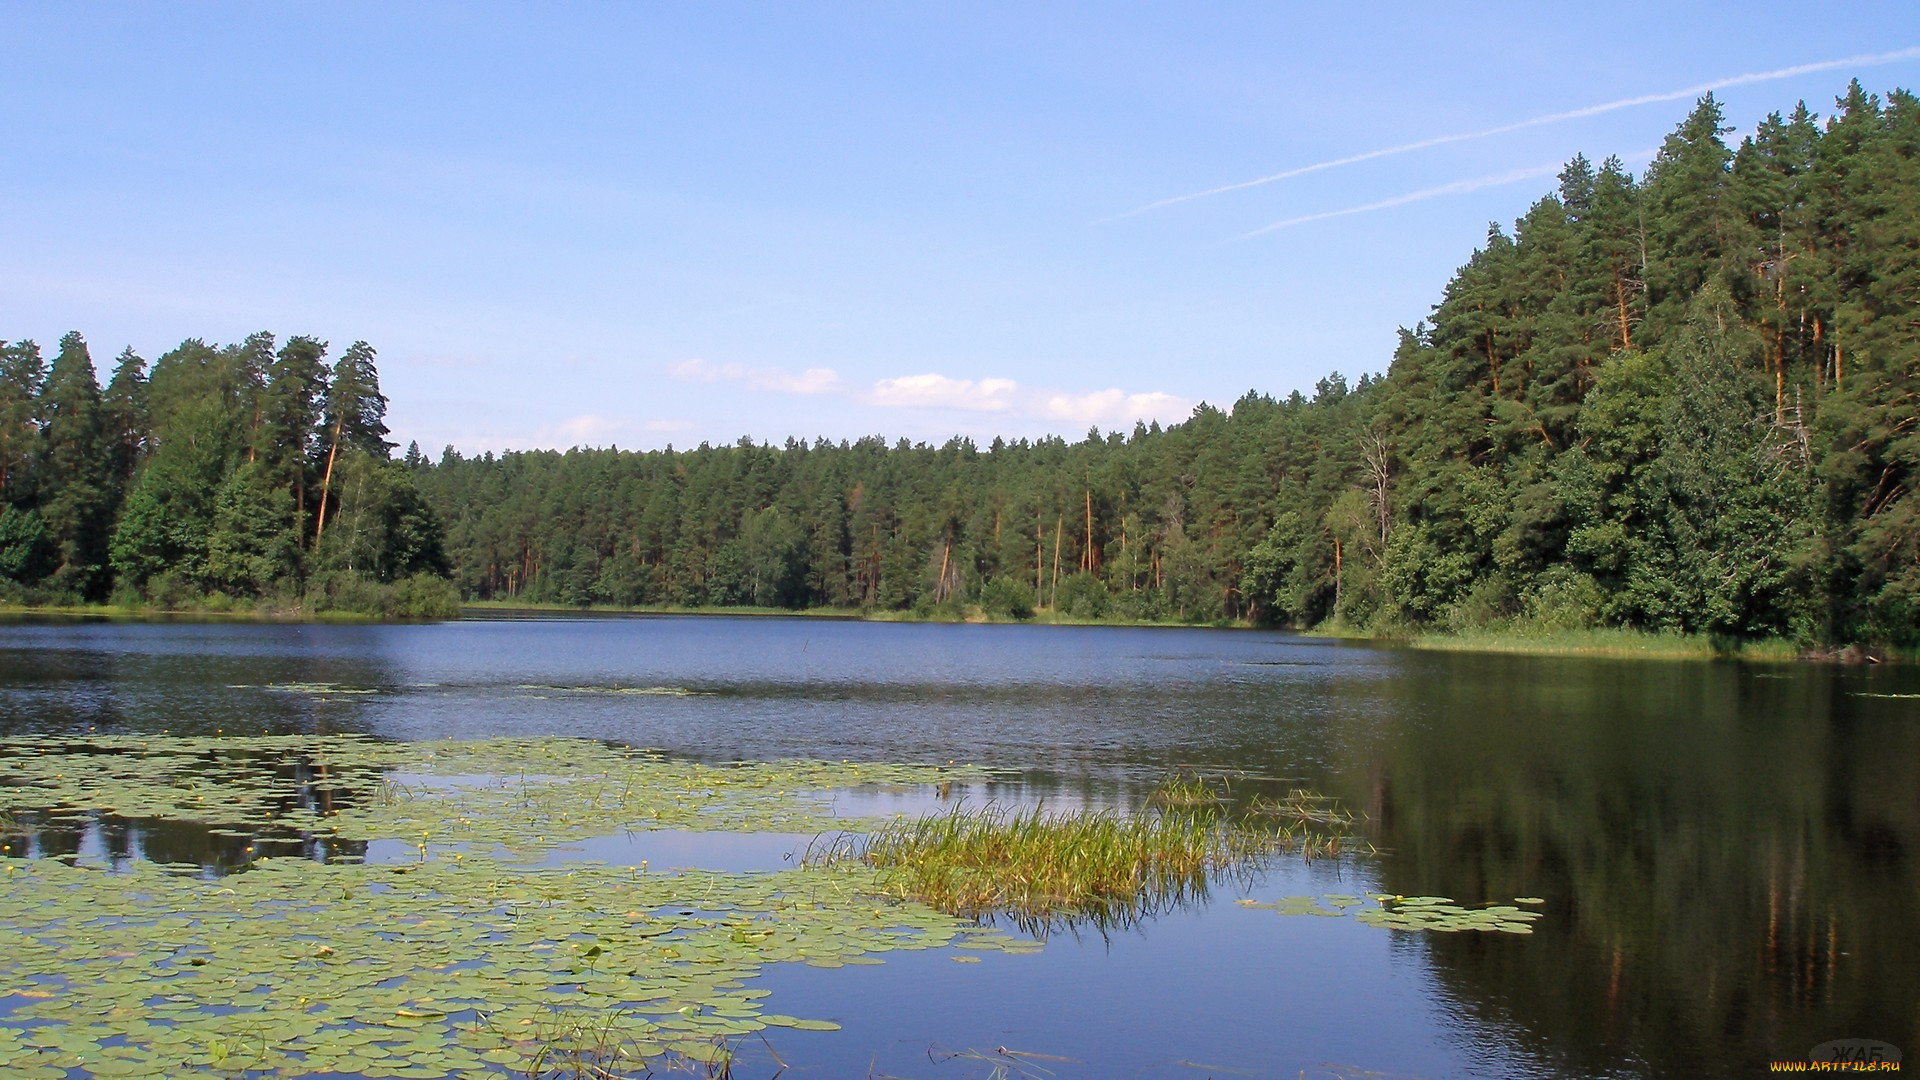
[315,341,390,542]
[101,347,150,499]
[38,332,115,597]
[260,335,329,544]
[0,339,45,507]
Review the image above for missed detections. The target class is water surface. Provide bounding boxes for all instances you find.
[1,614,1914,1077]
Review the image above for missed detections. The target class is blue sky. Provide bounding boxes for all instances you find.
[3,3,1916,455]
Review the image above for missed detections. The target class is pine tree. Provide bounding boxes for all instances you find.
[260,335,329,543]
[0,339,45,506]
[101,347,150,498]
[314,341,391,541]
[37,332,114,597]
[1643,95,1738,329]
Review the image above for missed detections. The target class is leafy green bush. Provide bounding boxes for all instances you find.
[978,576,1035,619]
[388,573,462,619]
[1525,566,1605,632]
[1055,572,1109,619]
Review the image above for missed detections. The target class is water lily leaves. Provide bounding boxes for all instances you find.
[0,735,1014,1077]
[1239,892,1546,935]
[760,1015,841,1031]
[0,734,998,877]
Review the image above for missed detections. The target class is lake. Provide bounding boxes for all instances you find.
[1,614,1915,1078]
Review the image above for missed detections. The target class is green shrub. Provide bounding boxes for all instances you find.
[978,576,1035,619]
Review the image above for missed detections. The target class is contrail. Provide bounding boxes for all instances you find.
[1229,164,1562,240]
[1230,144,1660,240]
[1127,44,1920,218]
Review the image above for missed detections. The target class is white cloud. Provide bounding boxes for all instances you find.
[865,373,1019,412]
[1042,388,1190,427]
[862,371,1190,428]
[749,366,840,394]
[668,357,732,382]
[552,414,625,444]
[668,357,840,394]
[666,357,1190,434]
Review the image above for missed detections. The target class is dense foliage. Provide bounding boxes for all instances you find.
[11,83,1915,643]
[0,331,456,616]
[416,85,1917,647]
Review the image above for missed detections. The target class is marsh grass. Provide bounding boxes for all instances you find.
[1248,788,1357,828]
[827,802,1270,932]
[1146,771,1225,809]
[1407,625,1800,661]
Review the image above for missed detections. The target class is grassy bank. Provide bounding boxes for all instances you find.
[1305,621,1907,663]
[0,571,462,623]
[463,596,1239,630]
[457,599,1916,662]
[8,593,1905,662]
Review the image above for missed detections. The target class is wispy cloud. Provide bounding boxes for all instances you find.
[1126,45,1920,217]
[553,414,626,444]
[672,357,1189,429]
[864,372,1190,428]
[668,357,842,395]
[865,373,1020,412]
[468,412,687,451]
[1042,388,1189,427]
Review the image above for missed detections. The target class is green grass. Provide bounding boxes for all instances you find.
[1146,771,1226,809]
[834,802,1269,931]
[465,597,1241,629]
[1404,625,1813,661]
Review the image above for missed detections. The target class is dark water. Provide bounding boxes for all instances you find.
[1,614,1915,1078]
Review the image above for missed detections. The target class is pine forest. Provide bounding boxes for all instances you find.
[5,84,1916,648]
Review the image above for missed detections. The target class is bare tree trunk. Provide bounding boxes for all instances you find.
[314,414,343,542]
[1361,433,1392,550]
[1083,488,1094,573]
[1050,515,1063,609]
[1333,536,1343,619]
[1034,510,1043,598]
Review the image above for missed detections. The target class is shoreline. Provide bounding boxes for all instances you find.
[0,599,1905,663]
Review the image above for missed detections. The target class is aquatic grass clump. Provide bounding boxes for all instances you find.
[845,802,1267,930]
[1239,788,1374,860]
[1146,771,1226,809]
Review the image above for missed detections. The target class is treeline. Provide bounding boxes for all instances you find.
[416,82,1918,647]
[0,331,457,616]
[11,82,1915,644]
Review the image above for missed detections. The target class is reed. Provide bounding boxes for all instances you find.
[1145,771,1225,809]
[846,802,1266,930]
